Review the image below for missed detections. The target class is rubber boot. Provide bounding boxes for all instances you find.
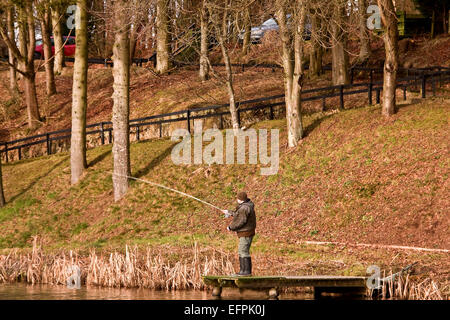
[241,257,252,276]
[232,257,244,276]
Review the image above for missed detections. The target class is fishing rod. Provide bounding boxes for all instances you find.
[111,172,225,213]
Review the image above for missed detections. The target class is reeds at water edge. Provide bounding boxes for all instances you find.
[0,237,235,290]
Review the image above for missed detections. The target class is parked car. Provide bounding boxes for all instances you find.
[34,36,76,59]
[238,15,311,43]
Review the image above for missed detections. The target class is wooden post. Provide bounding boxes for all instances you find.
[432,75,436,96]
[422,73,426,98]
[46,133,51,155]
[269,106,274,120]
[376,88,381,104]
[403,86,407,100]
[100,122,105,145]
[220,114,224,130]
[18,147,21,160]
[368,83,373,105]
[322,97,326,111]
[136,125,140,141]
[159,122,163,138]
[339,85,344,110]
[4,143,8,163]
[212,286,222,297]
[186,110,191,133]
[108,129,112,144]
[237,109,241,128]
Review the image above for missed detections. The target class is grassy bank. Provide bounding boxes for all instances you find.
[0,97,449,296]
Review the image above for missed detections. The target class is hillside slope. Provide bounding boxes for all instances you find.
[0,98,448,251]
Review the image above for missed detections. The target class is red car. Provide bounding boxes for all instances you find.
[34,36,76,59]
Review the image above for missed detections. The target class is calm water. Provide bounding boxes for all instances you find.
[0,283,313,300]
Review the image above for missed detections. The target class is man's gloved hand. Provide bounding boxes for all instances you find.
[222,210,232,218]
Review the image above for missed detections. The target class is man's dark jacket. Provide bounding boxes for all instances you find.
[229,199,256,237]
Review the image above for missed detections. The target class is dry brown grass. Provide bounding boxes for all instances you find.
[368,272,448,300]
[0,237,235,290]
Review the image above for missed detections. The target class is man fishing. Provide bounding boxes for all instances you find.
[223,192,256,277]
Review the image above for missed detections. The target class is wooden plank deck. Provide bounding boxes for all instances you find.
[202,275,368,299]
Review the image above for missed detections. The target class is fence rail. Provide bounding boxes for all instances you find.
[1,67,449,163]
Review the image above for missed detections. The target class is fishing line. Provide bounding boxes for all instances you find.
[110,172,224,212]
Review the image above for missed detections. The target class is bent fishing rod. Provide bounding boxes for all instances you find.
[111,172,226,213]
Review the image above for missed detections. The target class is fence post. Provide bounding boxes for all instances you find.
[100,122,105,145]
[18,147,21,160]
[136,125,140,141]
[269,106,274,120]
[220,114,224,130]
[421,72,426,98]
[403,86,407,100]
[432,75,436,96]
[4,142,8,163]
[237,109,241,128]
[108,129,112,144]
[186,110,191,133]
[46,133,51,155]
[339,85,344,110]
[368,83,373,105]
[376,88,380,104]
[159,122,162,138]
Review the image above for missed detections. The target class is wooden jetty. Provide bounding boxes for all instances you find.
[202,275,368,299]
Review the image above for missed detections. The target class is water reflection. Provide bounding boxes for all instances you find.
[0,283,313,300]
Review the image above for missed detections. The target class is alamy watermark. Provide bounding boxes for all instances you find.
[170,122,279,176]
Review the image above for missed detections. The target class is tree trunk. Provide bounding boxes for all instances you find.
[216,2,239,135]
[156,0,171,73]
[378,0,398,117]
[70,0,88,185]
[276,0,305,147]
[309,14,323,77]
[6,7,18,92]
[24,73,40,128]
[199,0,209,81]
[0,2,40,127]
[25,3,40,128]
[51,6,65,74]
[331,2,349,85]
[112,0,131,201]
[241,8,251,55]
[358,0,371,63]
[0,159,5,207]
[40,7,57,96]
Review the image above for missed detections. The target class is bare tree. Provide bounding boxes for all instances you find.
[156,0,171,73]
[6,6,17,92]
[199,0,210,81]
[51,1,66,74]
[0,0,41,129]
[275,0,306,147]
[378,0,398,116]
[37,0,57,96]
[70,0,88,184]
[331,0,349,85]
[111,0,131,201]
[241,6,251,55]
[207,0,240,134]
[357,0,371,63]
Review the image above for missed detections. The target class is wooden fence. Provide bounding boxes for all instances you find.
[1,66,449,163]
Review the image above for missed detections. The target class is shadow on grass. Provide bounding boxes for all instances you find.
[8,156,68,203]
[89,149,112,167]
[303,113,335,138]
[133,143,175,178]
